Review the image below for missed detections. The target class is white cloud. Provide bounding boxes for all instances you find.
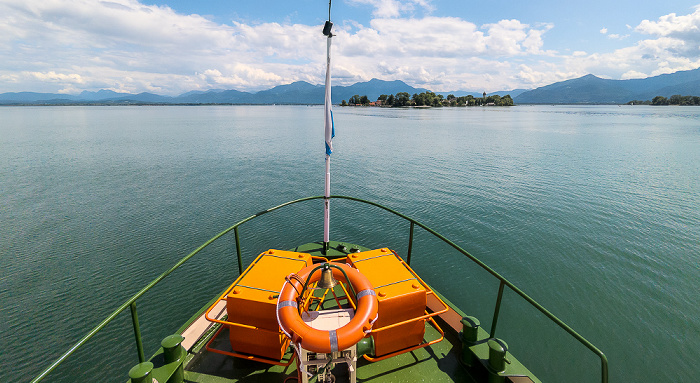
[356,0,402,18]
[523,24,554,54]
[484,19,529,56]
[197,65,284,89]
[0,0,557,94]
[339,17,552,61]
[25,71,85,83]
[358,17,487,57]
[621,70,648,79]
[330,16,556,91]
[633,7,700,59]
[635,9,700,39]
[0,0,326,94]
[2,0,700,95]
[515,64,582,88]
[351,0,434,18]
[0,74,20,83]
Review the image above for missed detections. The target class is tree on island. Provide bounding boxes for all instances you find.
[627,94,700,105]
[446,94,456,106]
[653,96,669,105]
[393,92,411,106]
[412,91,443,107]
[341,91,514,107]
[347,94,370,105]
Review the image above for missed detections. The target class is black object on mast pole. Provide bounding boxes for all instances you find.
[323,0,333,36]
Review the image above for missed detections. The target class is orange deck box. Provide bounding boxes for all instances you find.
[226,249,312,360]
[346,248,427,357]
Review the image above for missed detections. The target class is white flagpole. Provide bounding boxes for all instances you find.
[323,17,333,253]
[323,36,332,252]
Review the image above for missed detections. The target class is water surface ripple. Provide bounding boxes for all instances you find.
[1,105,698,382]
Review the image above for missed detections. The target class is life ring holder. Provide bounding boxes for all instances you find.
[277,263,379,354]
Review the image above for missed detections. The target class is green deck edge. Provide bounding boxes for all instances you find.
[430,290,542,383]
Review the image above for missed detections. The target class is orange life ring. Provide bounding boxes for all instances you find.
[277,263,378,353]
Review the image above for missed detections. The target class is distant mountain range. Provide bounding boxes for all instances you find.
[514,68,700,104]
[1,68,699,105]
[0,79,428,105]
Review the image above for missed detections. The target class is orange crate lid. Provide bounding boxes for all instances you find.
[236,250,311,291]
[347,248,415,288]
[347,249,426,324]
[227,250,311,329]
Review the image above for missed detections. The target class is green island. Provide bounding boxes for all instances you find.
[341,91,514,107]
[627,94,700,105]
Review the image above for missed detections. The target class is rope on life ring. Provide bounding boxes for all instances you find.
[276,263,378,353]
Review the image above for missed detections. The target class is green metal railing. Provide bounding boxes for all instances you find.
[30,195,608,383]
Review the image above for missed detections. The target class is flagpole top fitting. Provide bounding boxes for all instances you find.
[323,21,333,36]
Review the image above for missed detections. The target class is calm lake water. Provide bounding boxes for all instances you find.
[1,105,698,382]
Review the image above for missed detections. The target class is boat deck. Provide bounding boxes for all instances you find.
[166,281,536,383]
[177,296,472,383]
[184,321,469,383]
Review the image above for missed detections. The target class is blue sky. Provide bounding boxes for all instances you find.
[1,0,699,95]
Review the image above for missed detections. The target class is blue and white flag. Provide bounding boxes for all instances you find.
[324,37,334,156]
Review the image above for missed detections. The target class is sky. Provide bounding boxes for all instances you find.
[2,0,700,95]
